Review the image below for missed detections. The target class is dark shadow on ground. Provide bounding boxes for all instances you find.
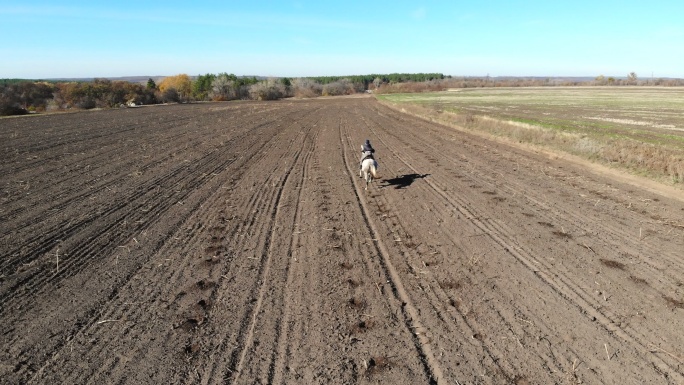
[380,174,430,189]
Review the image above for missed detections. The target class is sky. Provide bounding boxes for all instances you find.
[2,0,683,79]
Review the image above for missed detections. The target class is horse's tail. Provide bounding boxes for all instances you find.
[370,162,378,179]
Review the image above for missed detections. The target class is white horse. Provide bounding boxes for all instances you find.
[359,158,379,190]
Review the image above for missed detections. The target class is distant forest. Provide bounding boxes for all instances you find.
[2,72,683,116]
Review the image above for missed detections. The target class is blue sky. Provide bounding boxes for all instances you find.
[2,1,683,79]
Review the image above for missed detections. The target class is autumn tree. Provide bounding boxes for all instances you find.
[158,74,192,102]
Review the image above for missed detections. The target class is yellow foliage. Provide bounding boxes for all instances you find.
[158,74,192,96]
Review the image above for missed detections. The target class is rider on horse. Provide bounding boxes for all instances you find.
[360,139,375,168]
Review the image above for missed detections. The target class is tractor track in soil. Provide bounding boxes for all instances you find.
[1,97,683,384]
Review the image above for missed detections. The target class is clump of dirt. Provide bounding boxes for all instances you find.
[629,275,648,285]
[365,356,392,378]
[513,375,531,385]
[196,280,216,290]
[209,235,224,243]
[348,297,367,311]
[204,245,225,254]
[663,295,684,309]
[184,342,201,355]
[203,255,221,264]
[178,318,201,332]
[197,299,212,310]
[552,230,573,239]
[350,318,375,334]
[600,259,626,270]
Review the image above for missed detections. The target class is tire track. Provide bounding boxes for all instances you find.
[221,110,319,384]
[340,118,445,385]
[344,127,522,380]
[266,121,318,385]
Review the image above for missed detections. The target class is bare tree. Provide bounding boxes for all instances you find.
[322,78,355,96]
[210,73,235,101]
[595,75,606,85]
[249,78,286,100]
[292,78,322,98]
[627,72,638,84]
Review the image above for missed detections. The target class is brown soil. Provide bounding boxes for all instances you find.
[1,98,683,384]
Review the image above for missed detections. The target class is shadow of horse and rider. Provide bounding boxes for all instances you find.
[380,173,430,189]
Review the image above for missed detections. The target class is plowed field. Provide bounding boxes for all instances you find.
[2,97,683,384]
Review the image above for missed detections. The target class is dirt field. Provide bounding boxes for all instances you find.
[2,97,683,384]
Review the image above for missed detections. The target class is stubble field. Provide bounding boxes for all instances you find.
[1,96,684,384]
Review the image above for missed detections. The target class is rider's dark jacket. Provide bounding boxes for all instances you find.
[361,142,375,163]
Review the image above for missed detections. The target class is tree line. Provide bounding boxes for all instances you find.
[1,72,400,115]
[2,72,683,116]
[0,79,156,116]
